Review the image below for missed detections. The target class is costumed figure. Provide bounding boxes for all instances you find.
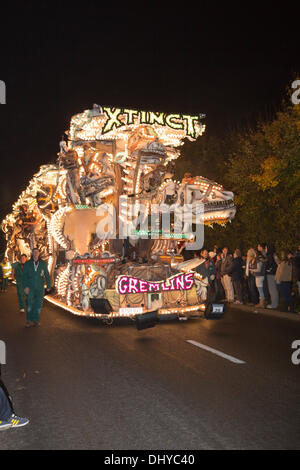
[59,142,85,205]
[22,248,51,327]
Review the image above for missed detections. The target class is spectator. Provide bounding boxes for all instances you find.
[196,249,216,283]
[265,244,279,309]
[241,254,249,301]
[231,249,244,304]
[213,245,219,255]
[214,252,225,301]
[257,243,267,257]
[196,249,217,302]
[276,251,294,312]
[249,249,267,307]
[245,248,259,305]
[275,250,286,288]
[220,247,234,302]
[257,243,269,302]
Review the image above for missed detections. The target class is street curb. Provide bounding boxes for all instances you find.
[228,302,300,322]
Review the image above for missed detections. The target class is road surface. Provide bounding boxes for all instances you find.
[0,285,300,450]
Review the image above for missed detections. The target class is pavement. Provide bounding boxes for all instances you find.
[228,301,300,322]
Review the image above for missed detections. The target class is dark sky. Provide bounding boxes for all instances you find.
[0,1,299,222]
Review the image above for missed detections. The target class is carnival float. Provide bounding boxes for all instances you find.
[1,106,236,325]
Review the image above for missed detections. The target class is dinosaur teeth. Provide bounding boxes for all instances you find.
[203,199,234,212]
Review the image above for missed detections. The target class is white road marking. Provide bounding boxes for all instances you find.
[186,340,246,364]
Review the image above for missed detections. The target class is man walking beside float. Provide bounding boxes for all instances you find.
[22,248,52,327]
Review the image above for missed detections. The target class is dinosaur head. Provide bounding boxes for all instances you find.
[179,175,236,225]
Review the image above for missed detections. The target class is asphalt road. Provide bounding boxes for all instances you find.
[0,284,300,450]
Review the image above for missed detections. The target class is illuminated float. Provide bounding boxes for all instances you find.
[1,106,236,324]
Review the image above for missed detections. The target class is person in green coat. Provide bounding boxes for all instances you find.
[12,254,27,313]
[22,248,51,327]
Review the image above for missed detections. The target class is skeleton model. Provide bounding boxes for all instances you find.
[1,106,236,322]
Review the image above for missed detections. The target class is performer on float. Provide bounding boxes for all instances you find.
[0,257,12,292]
[12,254,27,313]
[22,248,51,327]
[59,140,85,205]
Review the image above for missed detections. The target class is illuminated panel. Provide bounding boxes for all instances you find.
[73,258,115,265]
[116,272,194,295]
[45,295,205,318]
[158,304,206,315]
[69,107,206,147]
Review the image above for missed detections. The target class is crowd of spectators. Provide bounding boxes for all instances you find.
[194,243,300,314]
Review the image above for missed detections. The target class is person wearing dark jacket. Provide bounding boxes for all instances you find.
[213,253,225,301]
[265,244,279,309]
[196,249,217,302]
[231,249,244,304]
[245,248,259,305]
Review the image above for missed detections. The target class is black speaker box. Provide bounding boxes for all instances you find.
[135,310,158,330]
[90,298,112,314]
[204,302,225,320]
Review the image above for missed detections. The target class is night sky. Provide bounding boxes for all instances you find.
[0,1,299,227]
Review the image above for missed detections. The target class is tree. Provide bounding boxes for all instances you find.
[224,101,300,252]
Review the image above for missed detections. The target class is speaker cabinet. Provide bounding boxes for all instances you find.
[90,298,112,314]
[135,310,158,330]
[204,302,225,320]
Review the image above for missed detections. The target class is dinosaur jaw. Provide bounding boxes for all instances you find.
[203,205,237,225]
[191,198,236,224]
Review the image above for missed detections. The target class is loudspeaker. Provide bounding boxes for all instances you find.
[204,302,225,320]
[90,298,112,314]
[135,310,158,330]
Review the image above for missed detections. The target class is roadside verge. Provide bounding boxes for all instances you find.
[228,302,300,322]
